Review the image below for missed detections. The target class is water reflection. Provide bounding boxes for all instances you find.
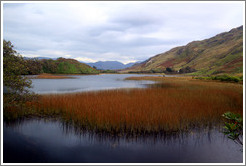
[3,118,243,163]
[29,74,158,94]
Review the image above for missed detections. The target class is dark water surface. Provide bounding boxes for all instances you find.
[3,118,243,163]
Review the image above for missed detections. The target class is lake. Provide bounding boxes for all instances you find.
[3,74,243,163]
[3,118,243,163]
[29,74,159,94]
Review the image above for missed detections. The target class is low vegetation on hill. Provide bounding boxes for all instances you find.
[25,57,99,75]
[125,26,243,76]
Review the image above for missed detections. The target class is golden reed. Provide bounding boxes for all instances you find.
[32,77,242,134]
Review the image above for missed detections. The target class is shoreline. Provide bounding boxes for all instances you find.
[26,73,101,79]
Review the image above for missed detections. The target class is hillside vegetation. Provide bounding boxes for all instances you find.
[26,57,99,75]
[125,26,243,75]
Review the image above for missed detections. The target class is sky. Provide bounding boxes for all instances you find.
[2,2,244,64]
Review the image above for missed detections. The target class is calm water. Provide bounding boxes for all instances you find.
[4,74,243,163]
[3,118,243,163]
[29,74,158,94]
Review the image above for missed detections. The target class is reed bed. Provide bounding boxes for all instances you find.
[34,73,75,79]
[30,77,243,134]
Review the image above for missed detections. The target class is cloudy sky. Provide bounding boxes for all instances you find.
[3,2,244,64]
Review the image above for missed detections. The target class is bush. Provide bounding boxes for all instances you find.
[195,74,242,83]
[214,75,240,82]
[178,66,196,74]
[222,112,243,145]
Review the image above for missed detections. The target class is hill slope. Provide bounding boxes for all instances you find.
[125,26,243,75]
[26,57,99,74]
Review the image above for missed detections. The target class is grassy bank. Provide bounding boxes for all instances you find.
[5,76,241,135]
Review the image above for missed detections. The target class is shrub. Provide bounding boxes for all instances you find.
[195,74,242,83]
[222,112,243,145]
[214,75,240,82]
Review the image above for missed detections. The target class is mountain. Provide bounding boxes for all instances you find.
[36,57,56,60]
[124,62,136,68]
[125,26,243,75]
[26,57,99,75]
[87,61,136,70]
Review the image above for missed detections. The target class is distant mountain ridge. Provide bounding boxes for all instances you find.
[25,57,139,70]
[124,26,243,75]
[24,56,56,60]
[86,61,136,70]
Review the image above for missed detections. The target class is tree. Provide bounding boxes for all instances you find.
[26,58,43,75]
[41,59,58,73]
[166,67,174,73]
[178,66,196,74]
[3,40,32,108]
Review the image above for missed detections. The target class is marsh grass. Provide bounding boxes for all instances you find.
[22,76,243,135]
[34,73,75,79]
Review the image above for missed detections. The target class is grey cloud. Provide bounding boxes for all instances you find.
[111,15,160,28]
[3,2,244,63]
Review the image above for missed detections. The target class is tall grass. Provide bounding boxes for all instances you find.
[34,73,75,79]
[29,77,243,134]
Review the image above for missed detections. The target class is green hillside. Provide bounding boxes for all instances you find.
[125,26,243,75]
[26,57,99,74]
